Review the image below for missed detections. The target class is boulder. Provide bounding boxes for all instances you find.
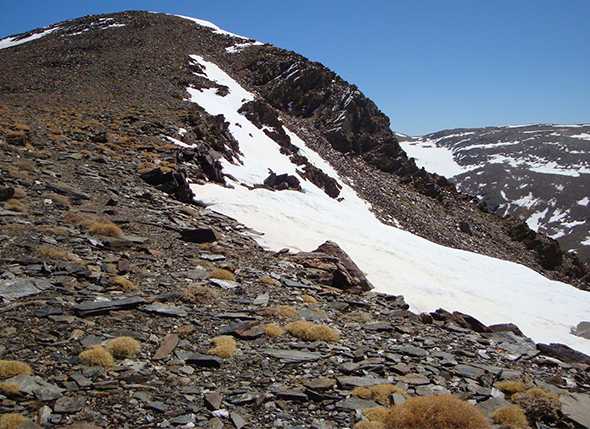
[140,167,195,203]
[572,321,590,340]
[537,343,590,364]
[313,241,373,292]
[263,170,302,192]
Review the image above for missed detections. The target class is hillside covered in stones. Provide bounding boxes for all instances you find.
[0,11,589,429]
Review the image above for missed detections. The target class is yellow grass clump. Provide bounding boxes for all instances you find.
[87,220,123,237]
[495,380,528,397]
[106,337,141,359]
[385,395,490,429]
[353,384,408,405]
[259,275,279,286]
[48,192,71,207]
[207,335,237,358]
[4,199,27,213]
[492,405,530,428]
[0,413,28,429]
[353,422,385,429]
[12,187,26,199]
[363,407,390,423]
[36,245,79,262]
[0,360,32,379]
[182,285,219,304]
[512,387,560,423]
[264,323,285,337]
[0,383,20,396]
[112,276,137,291]
[79,346,114,368]
[286,320,340,342]
[208,268,235,281]
[302,294,318,304]
[264,305,298,319]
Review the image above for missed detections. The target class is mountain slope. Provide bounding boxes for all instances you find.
[1,12,590,428]
[401,125,590,261]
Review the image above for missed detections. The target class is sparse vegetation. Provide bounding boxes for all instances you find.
[0,383,20,396]
[341,310,373,323]
[302,294,318,304]
[48,192,71,207]
[264,323,285,337]
[0,360,32,379]
[264,305,298,319]
[4,199,27,213]
[176,324,194,338]
[88,220,123,237]
[79,346,114,368]
[208,335,237,358]
[385,395,490,429]
[286,320,340,342]
[112,276,137,291]
[0,413,28,429]
[208,268,235,281]
[363,407,390,423]
[259,275,279,286]
[492,405,530,428]
[495,380,528,397]
[182,285,219,303]
[106,337,141,359]
[512,387,561,423]
[36,244,80,262]
[353,384,408,405]
[353,422,385,429]
[11,187,26,199]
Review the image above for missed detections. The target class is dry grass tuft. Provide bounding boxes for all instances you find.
[259,275,279,286]
[0,383,20,396]
[208,268,235,281]
[182,285,219,304]
[353,422,385,429]
[208,335,237,358]
[353,384,408,405]
[112,276,137,291]
[286,320,340,342]
[264,323,285,337]
[63,211,94,226]
[492,405,530,428]
[4,199,27,213]
[87,220,123,237]
[36,245,79,262]
[264,305,298,319]
[0,360,32,379]
[106,336,141,359]
[0,413,28,429]
[11,187,26,199]
[48,192,71,207]
[302,294,318,304]
[363,407,390,423]
[341,310,373,323]
[36,225,70,236]
[79,346,114,368]
[512,387,560,423]
[385,395,490,429]
[495,380,528,397]
[176,324,194,338]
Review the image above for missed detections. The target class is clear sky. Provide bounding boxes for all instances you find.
[1,0,589,135]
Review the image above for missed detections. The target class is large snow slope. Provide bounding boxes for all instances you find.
[187,55,590,354]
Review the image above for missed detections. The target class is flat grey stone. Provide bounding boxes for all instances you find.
[397,373,430,386]
[209,278,239,289]
[335,397,379,410]
[263,349,323,362]
[391,344,428,357]
[73,296,146,316]
[0,277,52,300]
[54,396,85,413]
[5,375,63,401]
[185,353,223,368]
[336,376,389,388]
[561,392,590,427]
[141,303,188,317]
[454,364,486,380]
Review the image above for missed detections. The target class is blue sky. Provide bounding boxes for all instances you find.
[1,0,589,135]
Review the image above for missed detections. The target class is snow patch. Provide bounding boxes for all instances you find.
[225,41,264,53]
[577,197,589,207]
[185,54,590,355]
[0,26,60,50]
[174,14,251,40]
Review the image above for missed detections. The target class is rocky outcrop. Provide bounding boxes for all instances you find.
[263,170,302,192]
[509,222,564,270]
[140,167,194,203]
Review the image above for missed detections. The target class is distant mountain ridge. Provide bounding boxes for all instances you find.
[401,124,590,261]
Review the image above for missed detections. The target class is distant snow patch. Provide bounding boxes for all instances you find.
[400,138,476,178]
[526,208,548,231]
[225,41,264,53]
[571,133,590,141]
[578,197,590,207]
[174,14,251,40]
[0,26,60,50]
